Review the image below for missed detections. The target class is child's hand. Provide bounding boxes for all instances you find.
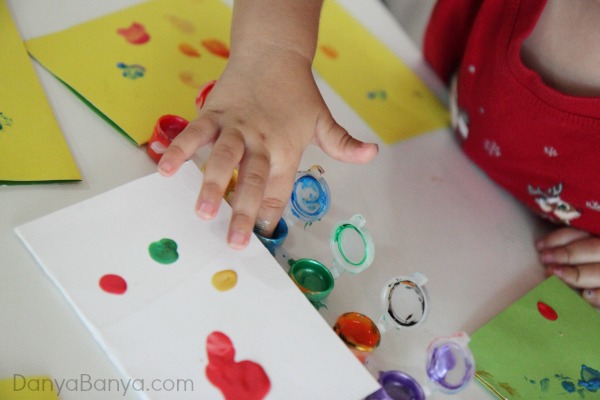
[536,227,600,307]
[157,49,378,250]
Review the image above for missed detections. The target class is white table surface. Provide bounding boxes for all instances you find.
[1,0,549,398]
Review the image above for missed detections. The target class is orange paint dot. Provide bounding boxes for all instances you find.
[178,43,201,57]
[320,45,338,59]
[201,39,230,59]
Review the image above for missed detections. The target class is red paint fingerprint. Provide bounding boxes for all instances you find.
[201,39,230,59]
[205,331,270,400]
[99,274,127,295]
[320,45,338,59]
[537,301,558,321]
[117,22,150,45]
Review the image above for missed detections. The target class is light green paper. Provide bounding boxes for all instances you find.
[0,376,59,399]
[470,276,600,399]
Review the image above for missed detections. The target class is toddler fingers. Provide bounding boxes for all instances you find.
[546,263,600,289]
[158,115,219,176]
[254,167,298,238]
[582,288,600,308]
[226,149,271,250]
[315,112,378,164]
[539,236,600,265]
[196,128,245,221]
[535,226,591,251]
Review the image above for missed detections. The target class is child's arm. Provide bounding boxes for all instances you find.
[536,227,600,308]
[158,0,378,249]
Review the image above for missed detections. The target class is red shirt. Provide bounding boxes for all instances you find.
[423,0,600,235]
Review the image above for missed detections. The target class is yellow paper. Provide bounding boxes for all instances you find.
[26,0,232,145]
[0,376,59,399]
[314,0,450,144]
[0,0,80,183]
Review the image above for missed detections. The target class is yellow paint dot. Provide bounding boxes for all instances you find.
[211,270,237,292]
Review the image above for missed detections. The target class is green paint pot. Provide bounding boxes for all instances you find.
[288,258,334,302]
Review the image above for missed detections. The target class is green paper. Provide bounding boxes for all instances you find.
[470,276,600,399]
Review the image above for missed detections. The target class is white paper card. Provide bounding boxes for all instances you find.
[15,162,380,399]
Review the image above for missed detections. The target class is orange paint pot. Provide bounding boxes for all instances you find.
[334,312,381,364]
[147,115,189,163]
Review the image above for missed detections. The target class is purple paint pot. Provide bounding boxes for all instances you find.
[365,332,475,399]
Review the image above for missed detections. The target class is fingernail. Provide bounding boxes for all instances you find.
[583,289,595,300]
[548,266,564,278]
[228,231,248,250]
[158,160,172,174]
[540,250,555,264]
[196,201,215,219]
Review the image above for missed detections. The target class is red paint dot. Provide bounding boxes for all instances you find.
[99,274,127,295]
[537,301,558,321]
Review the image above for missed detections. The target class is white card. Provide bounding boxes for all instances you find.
[15,162,380,399]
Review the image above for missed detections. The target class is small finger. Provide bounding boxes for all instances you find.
[535,226,591,251]
[546,263,600,289]
[158,115,219,176]
[539,237,600,265]
[196,129,245,220]
[254,166,299,238]
[582,288,600,308]
[226,146,271,250]
[314,112,378,164]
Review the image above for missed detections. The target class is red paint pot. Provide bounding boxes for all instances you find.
[147,114,189,163]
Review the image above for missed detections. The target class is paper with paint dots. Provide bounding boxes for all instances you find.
[14,162,379,399]
[470,276,600,399]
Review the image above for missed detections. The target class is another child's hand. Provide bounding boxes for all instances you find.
[536,227,600,307]
[157,49,378,250]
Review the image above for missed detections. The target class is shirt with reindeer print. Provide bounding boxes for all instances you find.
[423,0,600,234]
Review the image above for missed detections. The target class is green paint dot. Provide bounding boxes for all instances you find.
[148,238,179,264]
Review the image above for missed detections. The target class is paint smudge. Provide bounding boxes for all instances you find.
[201,39,229,59]
[537,301,558,321]
[0,112,14,131]
[164,14,196,34]
[179,71,202,89]
[205,331,270,400]
[367,90,387,100]
[499,382,517,396]
[116,62,146,79]
[117,22,150,45]
[320,44,338,59]
[148,238,179,264]
[178,43,201,58]
[99,274,127,294]
[540,377,550,392]
[579,365,600,391]
[211,270,237,292]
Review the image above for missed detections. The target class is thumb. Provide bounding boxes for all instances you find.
[314,111,378,164]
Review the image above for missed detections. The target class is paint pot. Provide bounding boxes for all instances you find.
[366,332,475,400]
[377,272,429,333]
[288,258,334,302]
[284,165,331,226]
[329,214,374,278]
[288,214,375,303]
[254,218,288,256]
[147,114,189,163]
[333,312,381,364]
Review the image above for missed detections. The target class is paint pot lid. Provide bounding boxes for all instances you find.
[379,272,429,331]
[329,214,375,276]
[425,332,475,394]
[366,370,425,400]
[288,165,331,223]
